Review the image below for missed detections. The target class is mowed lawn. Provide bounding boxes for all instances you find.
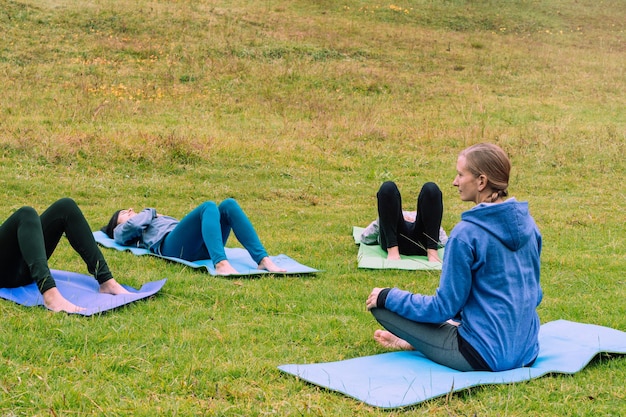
[0,0,624,415]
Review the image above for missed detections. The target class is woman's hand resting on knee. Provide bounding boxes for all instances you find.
[366,287,383,310]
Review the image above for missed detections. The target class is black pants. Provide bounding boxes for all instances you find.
[376,181,443,255]
[0,198,113,293]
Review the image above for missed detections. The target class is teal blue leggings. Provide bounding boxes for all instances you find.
[159,199,268,264]
[0,198,113,294]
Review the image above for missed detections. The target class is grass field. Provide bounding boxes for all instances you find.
[1,0,625,415]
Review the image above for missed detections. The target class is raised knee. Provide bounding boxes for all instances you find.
[49,198,82,218]
[55,197,79,210]
[200,201,218,210]
[16,206,39,219]
[218,198,239,210]
[421,182,442,198]
[377,181,399,198]
[197,201,219,218]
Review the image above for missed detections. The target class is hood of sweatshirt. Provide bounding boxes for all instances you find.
[460,198,535,252]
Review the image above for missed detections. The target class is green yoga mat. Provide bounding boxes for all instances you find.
[353,226,443,271]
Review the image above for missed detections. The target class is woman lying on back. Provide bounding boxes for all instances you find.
[371,180,444,263]
[103,198,286,276]
[0,198,129,313]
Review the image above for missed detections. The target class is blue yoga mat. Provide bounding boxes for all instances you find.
[279,320,626,408]
[0,269,166,316]
[93,231,319,276]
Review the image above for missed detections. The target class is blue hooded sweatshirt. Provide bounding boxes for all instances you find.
[384,198,542,371]
[113,208,178,253]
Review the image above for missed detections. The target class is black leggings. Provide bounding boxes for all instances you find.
[0,198,113,293]
[376,181,443,255]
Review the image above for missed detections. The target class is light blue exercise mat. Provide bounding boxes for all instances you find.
[279,320,626,409]
[353,226,443,271]
[93,231,319,276]
[0,269,166,316]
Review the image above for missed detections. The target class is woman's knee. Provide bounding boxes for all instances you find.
[195,201,220,221]
[50,197,80,214]
[15,206,39,221]
[420,182,442,199]
[371,306,400,326]
[199,201,218,211]
[377,181,399,199]
[10,207,41,232]
[218,198,240,213]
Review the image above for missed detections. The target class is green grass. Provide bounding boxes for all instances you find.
[0,0,625,415]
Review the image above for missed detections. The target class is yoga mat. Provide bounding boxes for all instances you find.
[279,320,626,408]
[0,269,166,316]
[93,231,319,276]
[353,226,443,271]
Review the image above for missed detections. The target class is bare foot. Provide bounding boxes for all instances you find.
[99,279,131,295]
[215,260,239,276]
[43,288,85,313]
[427,248,442,263]
[373,329,413,351]
[258,257,287,273]
[386,246,401,261]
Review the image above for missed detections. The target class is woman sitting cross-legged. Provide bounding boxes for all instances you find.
[366,143,542,372]
[102,198,286,276]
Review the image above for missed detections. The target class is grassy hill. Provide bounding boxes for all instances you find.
[0,0,624,415]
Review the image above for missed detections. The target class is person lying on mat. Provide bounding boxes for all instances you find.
[0,198,129,313]
[366,143,542,372]
[373,180,444,263]
[102,198,286,276]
